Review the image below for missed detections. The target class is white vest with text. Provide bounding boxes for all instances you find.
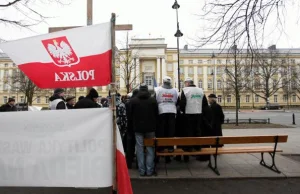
[182,86,204,114]
[156,87,178,114]
[49,99,67,110]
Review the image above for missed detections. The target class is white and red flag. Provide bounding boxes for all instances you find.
[0,22,111,88]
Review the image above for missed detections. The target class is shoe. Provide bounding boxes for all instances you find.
[139,172,146,177]
[146,172,157,177]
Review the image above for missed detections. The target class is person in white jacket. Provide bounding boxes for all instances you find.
[155,76,179,157]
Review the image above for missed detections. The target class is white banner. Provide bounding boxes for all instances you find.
[0,108,113,187]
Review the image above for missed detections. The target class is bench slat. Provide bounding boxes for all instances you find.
[156,147,283,156]
[144,135,288,147]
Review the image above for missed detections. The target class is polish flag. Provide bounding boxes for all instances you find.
[116,126,133,194]
[0,22,111,88]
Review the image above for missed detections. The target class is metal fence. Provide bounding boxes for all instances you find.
[225,118,270,124]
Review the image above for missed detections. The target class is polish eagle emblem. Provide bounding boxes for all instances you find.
[42,36,80,67]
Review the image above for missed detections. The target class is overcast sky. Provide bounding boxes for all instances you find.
[1,0,300,49]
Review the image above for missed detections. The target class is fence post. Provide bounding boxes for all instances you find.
[293,113,296,125]
[268,118,270,124]
[249,118,251,124]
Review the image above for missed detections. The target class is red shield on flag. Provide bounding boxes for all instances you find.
[42,36,80,67]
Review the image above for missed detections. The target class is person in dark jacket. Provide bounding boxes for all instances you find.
[0,98,17,112]
[78,96,85,101]
[49,88,67,110]
[125,89,139,169]
[74,88,100,109]
[128,84,158,176]
[207,94,225,137]
[66,96,76,109]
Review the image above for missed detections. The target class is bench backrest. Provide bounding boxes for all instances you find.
[144,135,288,147]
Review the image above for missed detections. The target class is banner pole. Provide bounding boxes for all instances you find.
[111,13,118,194]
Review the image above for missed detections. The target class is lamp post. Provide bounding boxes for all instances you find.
[172,0,183,92]
[212,52,216,94]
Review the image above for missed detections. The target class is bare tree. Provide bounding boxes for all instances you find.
[198,0,291,50]
[224,45,249,125]
[10,69,41,105]
[0,0,71,29]
[117,33,140,94]
[293,62,300,100]
[245,47,289,105]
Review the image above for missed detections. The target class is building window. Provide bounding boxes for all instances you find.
[20,96,24,103]
[37,96,41,103]
[197,67,203,74]
[217,60,222,64]
[274,95,278,103]
[207,60,211,64]
[188,67,193,74]
[3,96,8,104]
[217,80,222,89]
[145,76,153,86]
[180,67,184,74]
[217,95,222,103]
[198,80,203,88]
[198,60,202,64]
[179,60,184,64]
[116,68,120,76]
[4,70,9,77]
[226,59,231,64]
[3,83,9,91]
[283,95,288,102]
[217,67,222,74]
[188,60,193,64]
[167,64,173,72]
[207,67,213,75]
[246,95,250,103]
[13,63,16,67]
[45,96,49,103]
[4,63,8,68]
[227,95,231,103]
[116,80,120,89]
[207,80,212,89]
[180,80,184,89]
[291,59,296,64]
[292,95,297,102]
[255,95,259,103]
[79,87,85,91]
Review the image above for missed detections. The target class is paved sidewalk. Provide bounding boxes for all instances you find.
[130,127,300,179]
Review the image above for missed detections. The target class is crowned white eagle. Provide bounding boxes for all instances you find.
[47,40,75,66]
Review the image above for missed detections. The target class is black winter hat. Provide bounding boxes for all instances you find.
[132,89,139,97]
[139,84,148,92]
[208,94,217,98]
[54,88,64,94]
[87,88,99,98]
[66,96,76,102]
[8,98,15,103]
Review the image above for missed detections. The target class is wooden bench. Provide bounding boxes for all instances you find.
[144,135,288,175]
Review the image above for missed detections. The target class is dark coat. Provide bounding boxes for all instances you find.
[128,90,159,133]
[66,103,75,109]
[206,102,225,136]
[0,103,17,112]
[49,95,66,110]
[74,97,100,109]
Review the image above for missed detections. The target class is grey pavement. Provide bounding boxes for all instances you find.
[130,127,300,179]
[224,111,300,127]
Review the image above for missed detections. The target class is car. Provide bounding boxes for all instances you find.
[260,103,282,110]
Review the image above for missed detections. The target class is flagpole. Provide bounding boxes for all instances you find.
[111,13,118,194]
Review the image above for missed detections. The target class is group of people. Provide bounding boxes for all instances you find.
[125,76,225,177]
[0,77,225,178]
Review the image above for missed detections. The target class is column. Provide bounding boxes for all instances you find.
[193,66,197,86]
[156,57,161,85]
[161,57,166,80]
[173,62,178,89]
[135,58,140,85]
[184,66,188,80]
[120,63,125,89]
[203,66,208,91]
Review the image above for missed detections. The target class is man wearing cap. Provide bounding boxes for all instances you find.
[155,76,178,161]
[207,94,225,138]
[66,96,76,109]
[74,88,101,109]
[49,88,67,110]
[0,98,17,112]
[128,84,158,176]
[180,77,208,154]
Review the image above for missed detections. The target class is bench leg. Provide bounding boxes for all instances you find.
[208,154,220,176]
[260,152,281,173]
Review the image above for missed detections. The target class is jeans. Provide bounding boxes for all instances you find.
[135,132,155,175]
